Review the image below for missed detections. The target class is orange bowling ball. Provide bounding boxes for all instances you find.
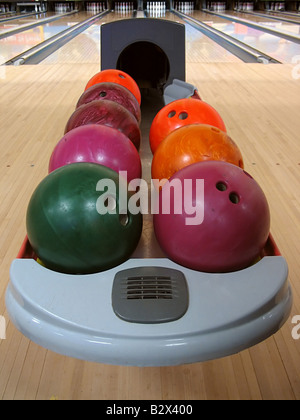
[151,124,244,183]
[149,98,227,154]
[85,69,141,105]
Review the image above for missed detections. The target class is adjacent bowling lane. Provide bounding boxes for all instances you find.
[4,7,300,66]
[219,9,300,36]
[187,9,300,62]
[0,12,56,31]
[158,11,242,62]
[231,10,300,24]
[41,10,241,64]
[265,10,300,21]
[0,11,92,64]
[40,11,127,64]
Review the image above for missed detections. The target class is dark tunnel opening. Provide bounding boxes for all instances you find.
[116,41,170,94]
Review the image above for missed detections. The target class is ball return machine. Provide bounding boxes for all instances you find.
[6,19,292,367]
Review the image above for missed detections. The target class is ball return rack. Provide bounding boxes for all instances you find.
[6,234,292,366]
[5,77,293,367]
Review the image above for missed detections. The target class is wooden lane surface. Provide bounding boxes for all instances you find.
[40,11,127,65]
[0,62,300,399]
[163,11,242,63]
[41,11,242,64]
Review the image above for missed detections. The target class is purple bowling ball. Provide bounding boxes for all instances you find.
[49,124,142,182]
[153,160,270,273]
[76,82,141,125]
[64,100,141,150]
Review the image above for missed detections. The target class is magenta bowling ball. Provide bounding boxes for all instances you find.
[49,125,142,182]
[153,161,270,273]
[76,82,141,124]
[64,100,141,150]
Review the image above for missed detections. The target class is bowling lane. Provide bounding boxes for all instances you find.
[246,8,300,19]
[188,10,300,63]
[0,12,55,32]
[166,11,242,63]
[265,10,300,21]
[40,11,128,64]
[220,10,300,35]
[0,11,93,65]
[41,10,241,65]
[223,9,300,23]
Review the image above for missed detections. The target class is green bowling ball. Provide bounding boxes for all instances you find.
[26,163,143,274]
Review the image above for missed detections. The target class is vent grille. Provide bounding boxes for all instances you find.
[112,266,189,324]
[122,276,176,300]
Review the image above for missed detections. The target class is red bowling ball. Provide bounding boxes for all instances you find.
[84,69,141,105]
[49,125,142,182]
[153,161,270,273]
[76,82,141,124]
[64,100,141,150]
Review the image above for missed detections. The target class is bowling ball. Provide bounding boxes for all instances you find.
[149,98,227,154]
[49,125,142,183]
[85,69,141,105]
[26,163,143,274]
[153,161,270,273]
[76,82,141,124]
[151,124,244,183]
[64,100,141,150]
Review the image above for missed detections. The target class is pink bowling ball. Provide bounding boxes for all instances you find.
[153,160,270,273]
[49,124,142,182]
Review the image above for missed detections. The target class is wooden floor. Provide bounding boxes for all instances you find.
[0,23,300,400]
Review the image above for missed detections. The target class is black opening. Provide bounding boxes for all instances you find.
[116,41,170,92]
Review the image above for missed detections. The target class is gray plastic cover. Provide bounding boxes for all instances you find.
[163,79,198,104]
